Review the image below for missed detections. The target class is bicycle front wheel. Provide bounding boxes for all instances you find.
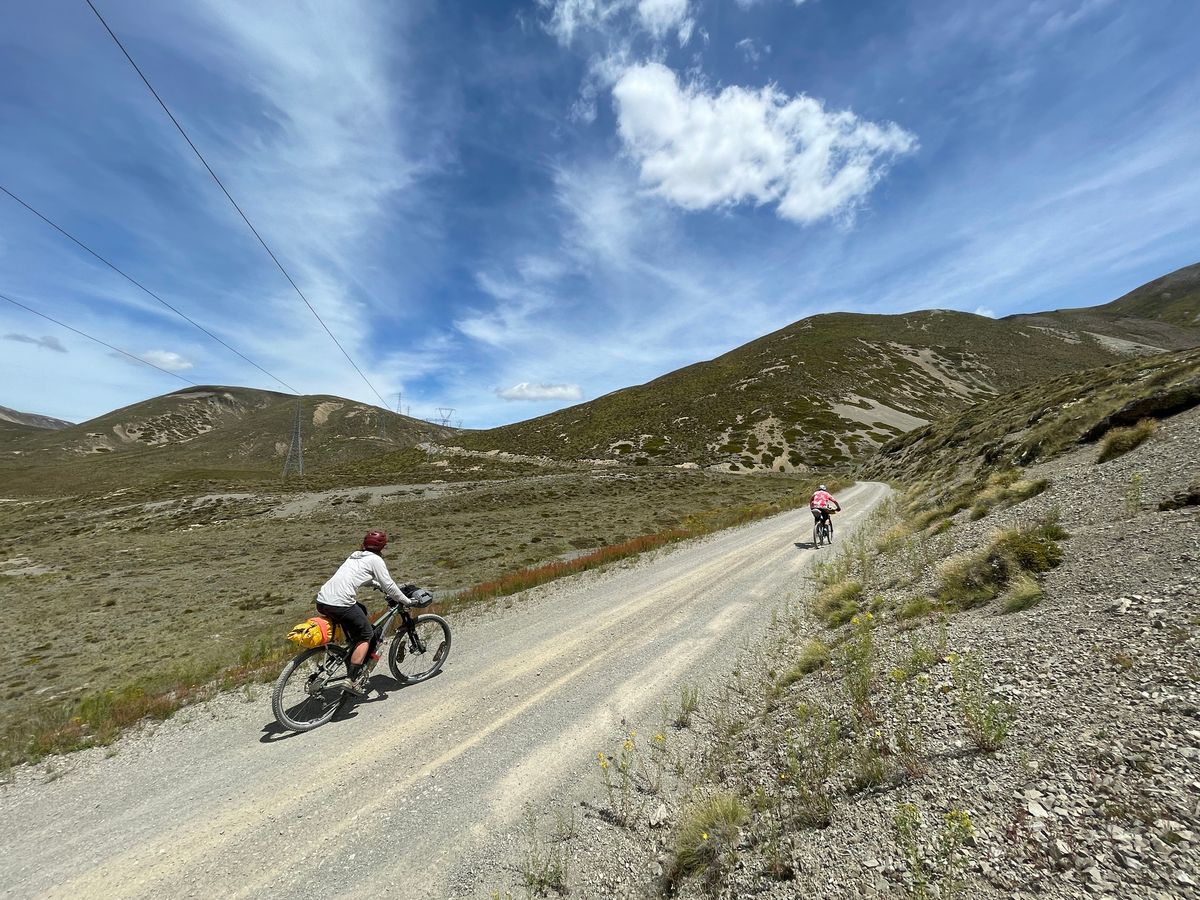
[272,646,350,732]
[388,615,451,684]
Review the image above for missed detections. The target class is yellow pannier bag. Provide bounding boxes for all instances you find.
[287,616,333,648]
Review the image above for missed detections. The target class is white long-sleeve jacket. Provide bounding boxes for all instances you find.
[316,550,405,607]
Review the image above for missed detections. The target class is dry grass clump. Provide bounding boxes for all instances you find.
[666,792,749,887]
[1097,418,1157,463]
[1001,574,1044,613]
[812,579,863,628]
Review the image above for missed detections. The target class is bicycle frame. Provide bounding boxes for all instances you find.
[313,603,425,679]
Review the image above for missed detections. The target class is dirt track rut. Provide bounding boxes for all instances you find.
[0,481,888,899]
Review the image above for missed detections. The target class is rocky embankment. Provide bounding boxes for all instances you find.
[567,406,1199,899]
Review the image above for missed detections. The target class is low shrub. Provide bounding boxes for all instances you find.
[813,580,862,627]
[1098,418,1157,463]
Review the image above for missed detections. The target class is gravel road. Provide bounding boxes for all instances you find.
[0,481,889,899]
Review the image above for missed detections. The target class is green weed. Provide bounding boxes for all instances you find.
[949,652,1016,751]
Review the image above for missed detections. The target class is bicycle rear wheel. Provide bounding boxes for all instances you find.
[813,520,821,547]
[271,646,350,732]
[388,614,451,684]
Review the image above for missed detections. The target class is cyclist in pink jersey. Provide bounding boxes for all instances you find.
[810,485,841,530]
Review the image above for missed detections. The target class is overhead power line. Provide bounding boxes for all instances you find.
[0,184,299,394]
[1,291,198,385]
[85,0,391,410]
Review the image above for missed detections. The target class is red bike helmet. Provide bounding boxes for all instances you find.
[362,530,388,552]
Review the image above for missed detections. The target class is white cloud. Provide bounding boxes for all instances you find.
[541,0,693,46]
[496,382,584,402]
[735,37,769,63]
[637,0,691,40]
[140,350,194,371]
[973,306,997,318]
[611,63,917,223]
[4,333,67,353]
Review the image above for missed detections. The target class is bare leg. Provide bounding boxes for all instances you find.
[350,641,369,666]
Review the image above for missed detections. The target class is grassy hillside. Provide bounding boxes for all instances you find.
[863,346,1200,491]
[451,267,1200,470]
[0,386,453,496]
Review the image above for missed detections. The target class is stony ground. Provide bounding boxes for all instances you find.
[561,406,1200,899]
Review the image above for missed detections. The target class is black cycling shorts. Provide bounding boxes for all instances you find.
[316,601,373,646]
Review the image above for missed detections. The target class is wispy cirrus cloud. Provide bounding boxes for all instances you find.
[540,0,693,46]
[4,333,67,353]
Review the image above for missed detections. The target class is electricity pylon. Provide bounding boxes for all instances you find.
[282,400,304,477]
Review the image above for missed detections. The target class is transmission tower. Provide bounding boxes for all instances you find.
[395,392,403,415]
[435,407,455,427]
[282,400,304,477]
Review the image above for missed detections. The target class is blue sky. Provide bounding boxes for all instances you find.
[1,0,1198,427]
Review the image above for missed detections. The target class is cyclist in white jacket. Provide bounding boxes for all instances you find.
[316,530,407,695]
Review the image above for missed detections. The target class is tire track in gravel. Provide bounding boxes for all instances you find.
[0,482,888,900]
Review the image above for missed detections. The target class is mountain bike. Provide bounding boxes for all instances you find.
[813,508,837,547]
[271,587,451,732]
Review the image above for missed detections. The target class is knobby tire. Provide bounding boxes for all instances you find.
[388,614,452,684]
[271,646,350,732]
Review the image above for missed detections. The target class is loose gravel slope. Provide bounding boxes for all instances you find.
[0,482,889,899]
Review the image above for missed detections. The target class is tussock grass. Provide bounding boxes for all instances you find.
[1097,418,1157,463]
[1001,574,1044,613]
[813,580,863,628]
[782,639,829,686]
[897,596,935,621]
[969,470,1049,520]
[667,793,749,887]
[454,529,691,605]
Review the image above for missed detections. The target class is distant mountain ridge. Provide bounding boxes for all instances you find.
[449,262,1200,470]
[0,386,453,493]
[0,405,72,431]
